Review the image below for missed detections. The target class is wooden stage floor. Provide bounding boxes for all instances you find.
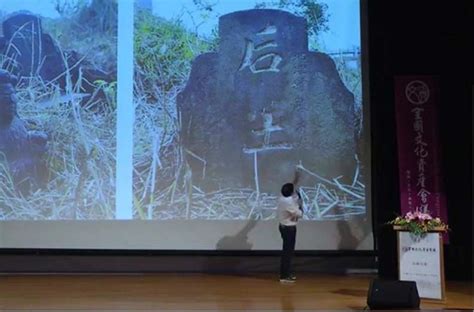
[0,273,472,310]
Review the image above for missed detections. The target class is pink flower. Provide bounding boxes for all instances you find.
[404,211,434,222]
[416,212,432,221]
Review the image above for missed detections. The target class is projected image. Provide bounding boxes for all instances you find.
[133,0,366,220]
[0,0,117,220]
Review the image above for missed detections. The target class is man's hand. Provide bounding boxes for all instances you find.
[292,168,301,186]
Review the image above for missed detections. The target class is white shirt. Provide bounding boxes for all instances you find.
[277,194,303,226]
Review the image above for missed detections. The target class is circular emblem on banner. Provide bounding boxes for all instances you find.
[405,80,430,105]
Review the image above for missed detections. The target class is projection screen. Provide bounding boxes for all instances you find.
[0,0,372,250]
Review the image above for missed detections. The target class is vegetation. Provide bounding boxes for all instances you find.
[0,0,365,220]
[133,8,216,219]
[0,0,117,220]
[133,2,365,220]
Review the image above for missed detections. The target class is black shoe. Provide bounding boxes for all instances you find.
[279,277,295,283]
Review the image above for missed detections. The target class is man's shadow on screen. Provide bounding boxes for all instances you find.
[336,219,359,249]
[215,219,257,250]
[202,219,259,277]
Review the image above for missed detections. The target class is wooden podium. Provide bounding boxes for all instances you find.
[395,226,446,301]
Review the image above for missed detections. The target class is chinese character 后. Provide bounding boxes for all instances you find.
[239,25,282,74]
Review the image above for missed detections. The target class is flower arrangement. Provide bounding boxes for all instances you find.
[389,211,449,236]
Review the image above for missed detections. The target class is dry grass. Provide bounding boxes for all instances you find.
[132,150,365,221]
[0,10,116,220]
[133,54,366,221]
[0,72,116,220]
[132,10,367,221]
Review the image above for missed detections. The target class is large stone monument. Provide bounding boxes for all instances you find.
[0,12,114,94]
[178,9,358,193]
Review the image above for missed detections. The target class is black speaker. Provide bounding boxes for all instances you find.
[367,279,420,310]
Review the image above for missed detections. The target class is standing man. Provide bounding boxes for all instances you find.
[277,170,303,283]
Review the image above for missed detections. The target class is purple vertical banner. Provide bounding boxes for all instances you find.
[394,76,448,241]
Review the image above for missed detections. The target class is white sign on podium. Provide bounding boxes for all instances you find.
[397,230,445,300]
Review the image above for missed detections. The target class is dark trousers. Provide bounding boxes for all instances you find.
[279,224,296,279]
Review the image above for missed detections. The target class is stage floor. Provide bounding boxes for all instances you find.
[0,273,472,310]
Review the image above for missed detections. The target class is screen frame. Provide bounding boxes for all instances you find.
[0,0,374,255]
